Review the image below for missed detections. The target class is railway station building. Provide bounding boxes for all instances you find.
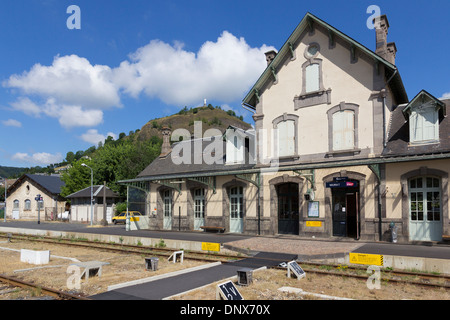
[121,13,450,243]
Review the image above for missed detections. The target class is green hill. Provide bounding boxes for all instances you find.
[134,105,252,142]
[2,105,253,181]
[0,166,27,178]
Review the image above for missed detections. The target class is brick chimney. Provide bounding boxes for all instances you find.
[375,15,396,65]
[265,50,277,66]
[159,127,172,158]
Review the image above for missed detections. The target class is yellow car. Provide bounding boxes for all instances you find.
[112,211,143,224]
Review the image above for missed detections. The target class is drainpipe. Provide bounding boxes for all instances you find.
[377,67,397,241]
[381,68,398,148]
[257,173,261,236]
[377,182,382,241]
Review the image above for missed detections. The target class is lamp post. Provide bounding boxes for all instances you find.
[81,163,94,226]
[1,177,6,223]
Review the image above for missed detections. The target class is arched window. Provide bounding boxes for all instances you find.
[305,63,320,93]
[332,110,355,151]
[277,120,295,157]
[327,103,359,153]
[409,176,442,241]
[272,113,299,158]
[24,199,31,210]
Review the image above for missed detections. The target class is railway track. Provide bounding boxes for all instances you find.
[0,232,242,262]
[1,232,449,293]
[0,274,90,300]
[273,262,450,290]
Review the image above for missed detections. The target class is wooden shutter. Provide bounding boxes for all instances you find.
[278,120,295,157]
[410,108,438,142]
[305,64,320,93]
[333,110,354,150]
[422,109,438,141]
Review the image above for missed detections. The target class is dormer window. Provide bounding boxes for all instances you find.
[409,107,438,143]
[226,129,244,164]
[402,90,446,145]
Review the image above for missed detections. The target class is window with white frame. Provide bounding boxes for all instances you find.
[273,114,298,159]
[24,199,31,210]
[305,63,320,93]
[410,107,439,143]
[332,110,355,151]
[226,131,244,164]
[277,120,296,157]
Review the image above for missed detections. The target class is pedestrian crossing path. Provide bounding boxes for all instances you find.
[91,252,297,300]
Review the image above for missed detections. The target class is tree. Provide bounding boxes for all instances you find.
[60,159,94,197]
[65,151,75,163]
[60,137,162,198]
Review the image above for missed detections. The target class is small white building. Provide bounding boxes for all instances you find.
[6,174,67,221]
[66,185,121,223]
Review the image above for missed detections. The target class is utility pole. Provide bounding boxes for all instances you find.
[101,181,108,226]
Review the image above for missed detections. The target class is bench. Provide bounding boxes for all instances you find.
[200,226,225,233]
[70,261,110,281]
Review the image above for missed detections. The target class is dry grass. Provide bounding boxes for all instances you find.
[0,240,204,299]
[1,240,449,300]
[172,268,450,300]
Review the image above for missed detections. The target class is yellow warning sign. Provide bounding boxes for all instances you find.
[306,221,322,227]
[202,242,220,252]
[349,253,384,266]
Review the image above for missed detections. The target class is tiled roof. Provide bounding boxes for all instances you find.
[25,174,65,195]
[66,185,119,198]
[138,137,254,179]
[384,100,450,157]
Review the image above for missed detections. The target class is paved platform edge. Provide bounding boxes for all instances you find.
[1,225,449,274]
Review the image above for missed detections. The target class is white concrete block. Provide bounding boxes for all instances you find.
[20,249,50,265]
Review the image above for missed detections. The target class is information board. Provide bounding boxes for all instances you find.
[287,261,306,279]
[307,201,319,217]
[305,221,322,227]
[217,280,244,300]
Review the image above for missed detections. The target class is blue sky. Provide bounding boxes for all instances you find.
[0,0,449,168]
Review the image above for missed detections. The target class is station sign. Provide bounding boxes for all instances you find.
[326,180,358,188]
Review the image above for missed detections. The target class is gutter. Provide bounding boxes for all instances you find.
[119,152,450,184]
[382,67,398,148]
[378,67,398,241]
[241,103,256,114]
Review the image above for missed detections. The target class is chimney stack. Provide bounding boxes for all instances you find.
[160,126,172,158]
[375,15,396,65]
[265,50,277,66]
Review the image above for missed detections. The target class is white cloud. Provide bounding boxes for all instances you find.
[4,55,120,109]
[8,97,103,128]
[12,152,63,166]
[113,31,274,106]
[80,129,117,145]
[57,105,103,128]
[3,31,273,129]
[440,92,450,99]
[1,119,22,127]
[10,97,42,117]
